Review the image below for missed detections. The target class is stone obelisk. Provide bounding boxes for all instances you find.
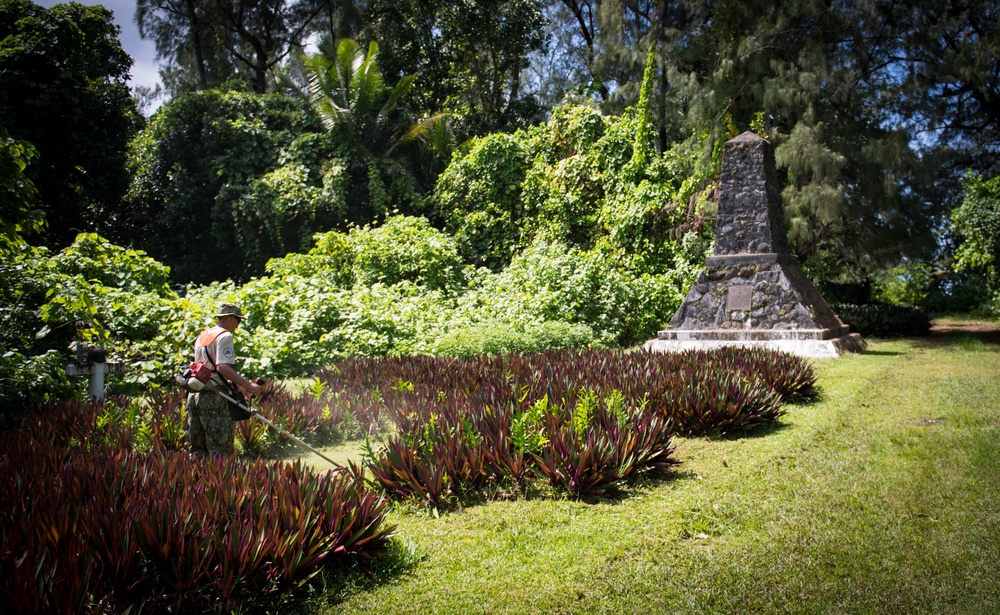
[645,131,865,358]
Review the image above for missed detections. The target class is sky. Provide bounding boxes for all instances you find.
[36,0,162,94]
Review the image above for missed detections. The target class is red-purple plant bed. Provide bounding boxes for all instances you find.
[0,400,395,613]
[319,347,814,430]
[595,406,678,481]
[533,424,620,497]
[474,402,537,490]
[713,346,818,402]
[367,394,490,508]
[366,435,451,508]
[530,397,679,497]
[656,368,785,435]
[365,388,679,502]
[324,347,812,503]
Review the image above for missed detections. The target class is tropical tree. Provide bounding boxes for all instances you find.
[0,0,141,248]
[305,38,453,221]
[952,173,1000,312]
[360,0,547,136]
[135,0,237,95]
[209,0,328,93]
[122,84,321,283]
[307,39,419,163]
[0,127,43,251]
[523,0,607,107]
[868,0,1000,169]
[136,0,328,95]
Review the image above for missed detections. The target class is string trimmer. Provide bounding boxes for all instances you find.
[207,384,339,466]
[176,368,339,466]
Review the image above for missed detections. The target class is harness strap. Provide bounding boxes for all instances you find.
[196,327,234,395]
[197,327,224,366]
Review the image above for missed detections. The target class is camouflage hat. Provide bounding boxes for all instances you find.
[215,302,244,320]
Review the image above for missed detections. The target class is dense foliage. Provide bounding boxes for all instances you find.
[0,0,141,247]
[833,303,932,339]
[432,103,713,270]
[0,127,42,250]
[4,0,998,328]
[952,173,1000,315]
[235,205,696,374]
[122,85,324,283]
[359,0,547,136]
[0,397,393,613]
[0,210,694,414]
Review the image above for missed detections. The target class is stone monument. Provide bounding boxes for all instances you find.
[644,131,865,358]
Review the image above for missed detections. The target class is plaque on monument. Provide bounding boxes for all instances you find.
[726,285,753,312]
[645,131,865,358]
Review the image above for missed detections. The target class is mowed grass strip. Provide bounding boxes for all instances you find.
[318,336,1000,615]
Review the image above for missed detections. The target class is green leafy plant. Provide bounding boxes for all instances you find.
[871,261,936,307]
[0,127,43,250]
[952,172,1000,314]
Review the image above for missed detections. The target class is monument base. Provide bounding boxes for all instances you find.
[644,330,866,359]
[652,131,865,359]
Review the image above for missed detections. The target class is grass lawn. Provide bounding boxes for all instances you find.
[307,331,1000,614]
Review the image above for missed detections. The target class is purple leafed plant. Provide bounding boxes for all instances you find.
[325,347,811,503]
[0,399,394,613]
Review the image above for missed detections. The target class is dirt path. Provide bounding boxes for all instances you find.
[927,320,1000,345]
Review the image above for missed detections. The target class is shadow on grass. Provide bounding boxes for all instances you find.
[705,419,792,442]
[303,538,424,612]
[859,349,907,356]
[569,464,689,506]
[917,331,998,350]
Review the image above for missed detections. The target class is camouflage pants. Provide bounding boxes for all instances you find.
[187,391,234,455]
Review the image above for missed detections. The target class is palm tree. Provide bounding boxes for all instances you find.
[305,38,453,212]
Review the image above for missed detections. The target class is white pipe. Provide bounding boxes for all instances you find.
[90,366,105,400]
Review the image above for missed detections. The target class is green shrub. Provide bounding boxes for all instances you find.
[347,215,467,292]
[431,319,595,358]
[871,261,935,307]
[0,350,74,425]
[921,270,994,315]
[449,239,697,347]
[434,132,532,269]
[434,103,714,273]
[834,303,932,337]
[0,234,199,401]
[124,87,323,283]
[952,172,1000,302]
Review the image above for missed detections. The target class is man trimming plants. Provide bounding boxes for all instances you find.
[186,303,266,456]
